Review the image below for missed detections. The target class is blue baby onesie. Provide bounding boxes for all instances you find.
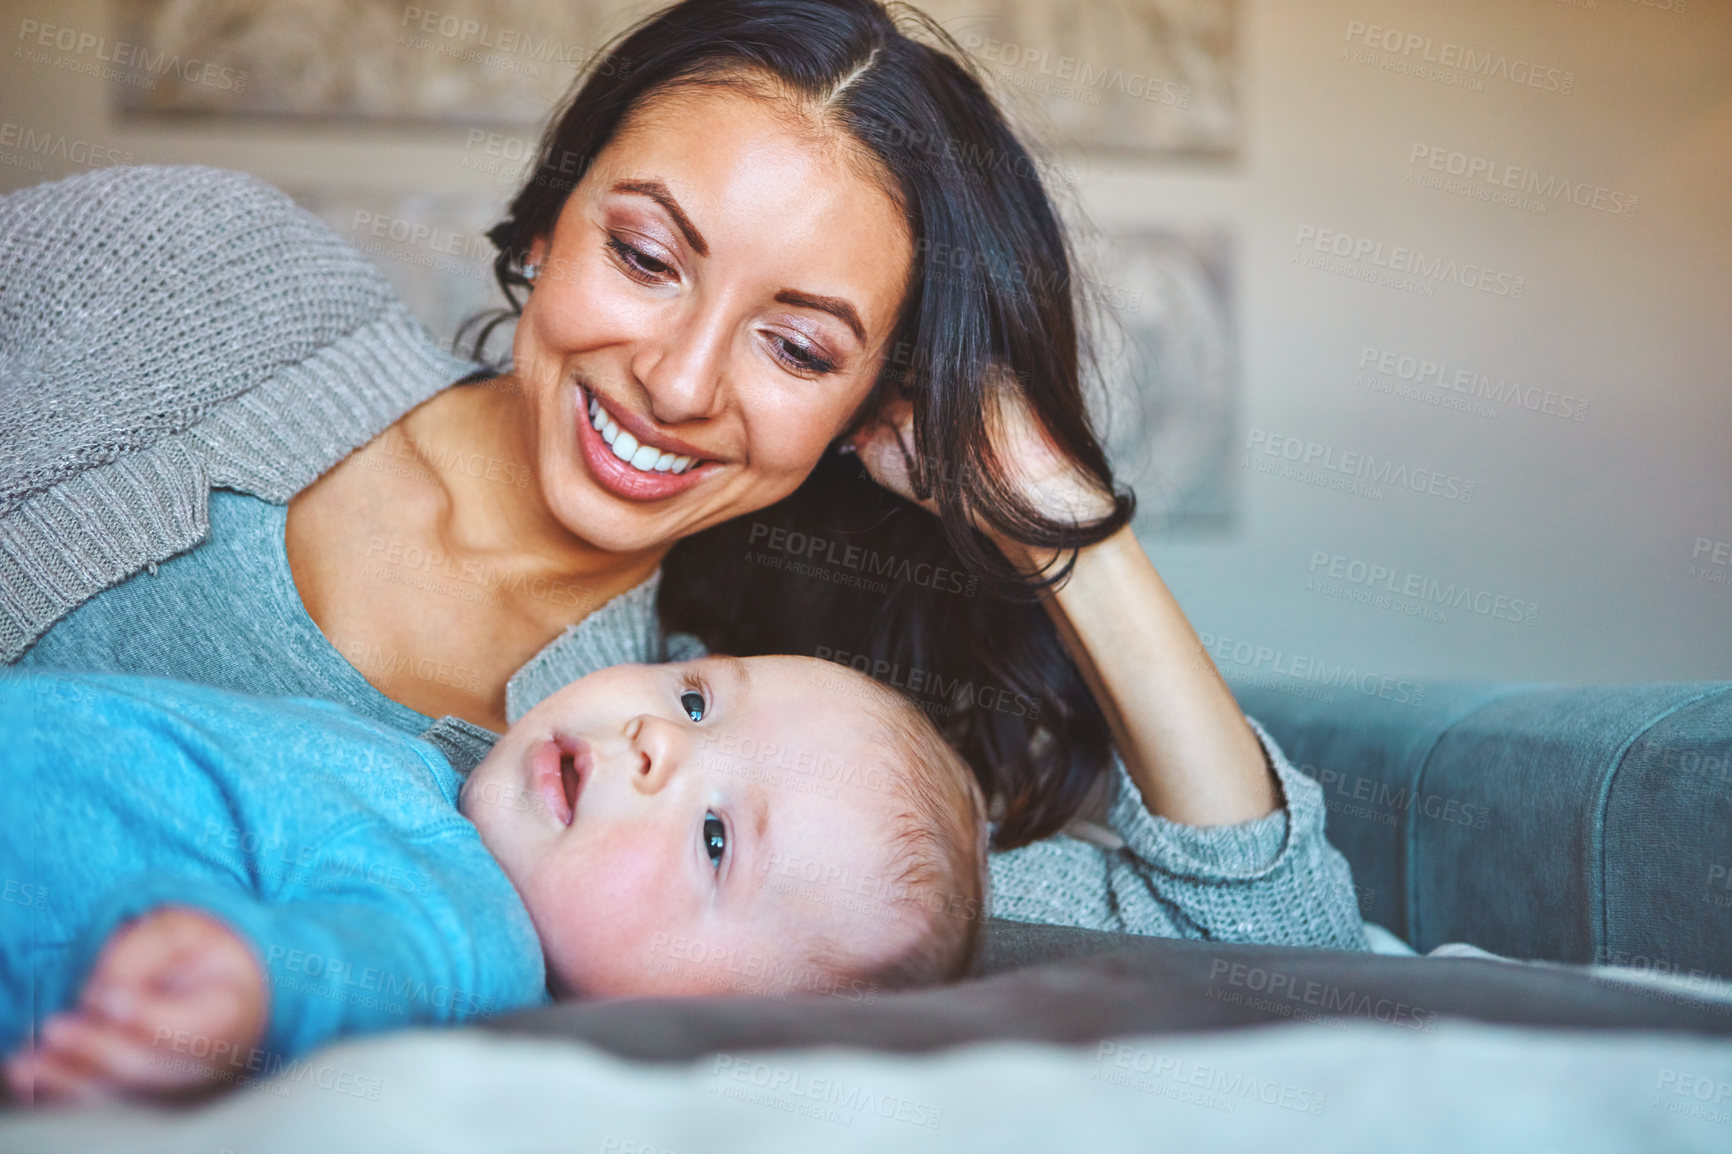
[0,670,546,1061]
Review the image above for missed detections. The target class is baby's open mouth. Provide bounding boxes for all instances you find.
[558,752,581,825]
[551,733,590,827]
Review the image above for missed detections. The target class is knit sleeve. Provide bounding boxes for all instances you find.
[0,164,424,512]
[987,717,1370,950]
[0,165,474,661]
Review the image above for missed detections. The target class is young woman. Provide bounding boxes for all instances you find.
[0,0,1364,949]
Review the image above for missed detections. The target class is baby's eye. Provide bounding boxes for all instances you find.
[703,812,727,867]
[679,689,706,723]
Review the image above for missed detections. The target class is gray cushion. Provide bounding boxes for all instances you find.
[1235,681,1732,979]
[484,919,1732,1062]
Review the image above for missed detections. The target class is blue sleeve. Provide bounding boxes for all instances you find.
[69,826,547,1060]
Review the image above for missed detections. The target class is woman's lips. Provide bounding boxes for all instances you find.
[574,385,719,502]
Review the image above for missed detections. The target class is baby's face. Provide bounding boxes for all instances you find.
[461,655,911,998]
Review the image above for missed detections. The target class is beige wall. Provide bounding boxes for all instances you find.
[3,0,1728,685]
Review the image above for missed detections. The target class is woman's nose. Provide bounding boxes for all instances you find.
[631,307,729,424]
[628,715,684,795]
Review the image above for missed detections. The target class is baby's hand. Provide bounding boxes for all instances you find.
[4,907,268,1104]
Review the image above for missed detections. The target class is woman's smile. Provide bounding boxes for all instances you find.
[573,381,720,502]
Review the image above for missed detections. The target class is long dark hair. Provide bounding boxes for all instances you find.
[466,0,1134,848]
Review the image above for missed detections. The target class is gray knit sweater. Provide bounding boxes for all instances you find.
[0,166,1368,951]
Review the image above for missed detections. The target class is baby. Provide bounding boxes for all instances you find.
[0,655,986,1102]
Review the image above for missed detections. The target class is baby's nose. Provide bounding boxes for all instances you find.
[629,715,681,795]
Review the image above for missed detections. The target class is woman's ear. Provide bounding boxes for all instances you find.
[849,396,930,511]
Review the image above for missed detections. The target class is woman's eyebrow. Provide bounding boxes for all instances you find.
[774,290,866,344]
[612,178,708,256]
[609,180,867,345]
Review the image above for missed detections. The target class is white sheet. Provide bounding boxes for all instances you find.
[4,1019,1730,1153]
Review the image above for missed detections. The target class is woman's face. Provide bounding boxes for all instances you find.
[512,86,912,555]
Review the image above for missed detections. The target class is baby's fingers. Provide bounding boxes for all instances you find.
[6,1046,119,1106]
[28,1013,208,1099]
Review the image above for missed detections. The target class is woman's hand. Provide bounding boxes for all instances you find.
[4,907,268,1104]
[848,381,1116,563]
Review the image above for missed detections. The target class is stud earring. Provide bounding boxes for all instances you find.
[523,261,540,283]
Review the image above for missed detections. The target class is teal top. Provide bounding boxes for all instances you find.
[19,490,434,735]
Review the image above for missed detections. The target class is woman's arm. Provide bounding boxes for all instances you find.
[853,389,1367,946]
[999,525,1276,827]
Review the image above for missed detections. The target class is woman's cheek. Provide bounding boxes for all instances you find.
[530,259,625,352]
[745,380,867,474]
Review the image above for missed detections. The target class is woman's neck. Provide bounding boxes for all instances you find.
[397,377,668,611]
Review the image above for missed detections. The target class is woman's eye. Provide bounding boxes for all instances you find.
[703,812,727,867]
[769,335,837,376]
[679,689,706,722]
[606,236,672,281]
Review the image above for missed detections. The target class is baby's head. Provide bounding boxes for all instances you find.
[461,655,987,1000]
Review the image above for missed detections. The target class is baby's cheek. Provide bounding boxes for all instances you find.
[532,834,675,996]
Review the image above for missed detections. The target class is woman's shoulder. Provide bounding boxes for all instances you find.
[0,164,401,367]
[0,163,465,509]
[0,166,476,660]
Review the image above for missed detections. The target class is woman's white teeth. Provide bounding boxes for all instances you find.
[587,392,695,474]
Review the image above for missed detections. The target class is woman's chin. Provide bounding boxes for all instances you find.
[542,475,707,556]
